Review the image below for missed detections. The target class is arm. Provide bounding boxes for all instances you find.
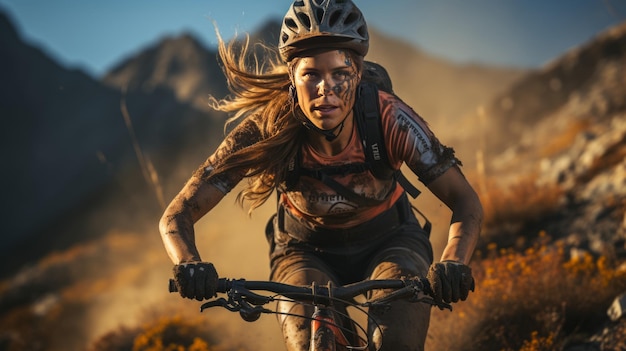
[159,175,226,264]
[379,93,481,302]
[426,166,483,265]
[159,116,262,264]
[424,166,482,303]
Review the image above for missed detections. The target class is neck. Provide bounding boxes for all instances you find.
[307,112,354,156]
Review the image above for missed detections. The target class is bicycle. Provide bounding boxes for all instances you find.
[169,276,452,351]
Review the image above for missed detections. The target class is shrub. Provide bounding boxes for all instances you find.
[427,235,626,351]
[90,315,229,351]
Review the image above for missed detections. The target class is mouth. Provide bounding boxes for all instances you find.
[312,104,338,113]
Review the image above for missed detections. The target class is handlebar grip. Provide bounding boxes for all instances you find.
[168,278,230,293]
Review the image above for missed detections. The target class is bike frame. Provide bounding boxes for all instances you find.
[310,306,352,351]
[169,277,449,351]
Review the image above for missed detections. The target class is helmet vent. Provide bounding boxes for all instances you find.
[297,12,312,29]
[328,10,341,27]
[357,25,367,37]
[344,11,358,25]
[278,0,370,61]
[315,8,325,24]
[284,18,298,31]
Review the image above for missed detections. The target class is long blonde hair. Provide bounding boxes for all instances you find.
[208,33,364,212]
[207,33,303,212]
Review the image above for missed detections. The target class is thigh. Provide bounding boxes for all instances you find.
[271,251,338,351]
[366,225,433,351]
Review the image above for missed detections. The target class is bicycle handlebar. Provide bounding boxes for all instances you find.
[169,276,450,309]
[171,277,427,297]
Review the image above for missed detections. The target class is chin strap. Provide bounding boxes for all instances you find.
[292,103,350,142]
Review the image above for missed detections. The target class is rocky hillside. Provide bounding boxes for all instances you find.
[477,22,626,257]
[480,22,626,160]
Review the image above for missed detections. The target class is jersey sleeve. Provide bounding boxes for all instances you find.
[379,91,461,185]
[193,116,263,194]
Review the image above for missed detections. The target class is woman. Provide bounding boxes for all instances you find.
[160,0,483,350]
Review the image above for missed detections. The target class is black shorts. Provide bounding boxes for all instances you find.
[266,195,433,284]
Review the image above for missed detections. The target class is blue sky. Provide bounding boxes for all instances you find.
[1,0,624,77]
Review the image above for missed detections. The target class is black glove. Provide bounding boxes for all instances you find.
[172,262,219,301]
[427,260,475,304]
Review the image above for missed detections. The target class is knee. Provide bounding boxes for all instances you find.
[279,314,311,350]
[368,301,431,351]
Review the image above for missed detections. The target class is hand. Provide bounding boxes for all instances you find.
[172,262,219,301]
[427,260,475,304]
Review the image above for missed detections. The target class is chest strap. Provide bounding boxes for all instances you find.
[278,193,429,247]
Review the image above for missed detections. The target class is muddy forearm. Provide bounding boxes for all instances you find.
[160,201,202,264]
[440,207,482,264]
[159,180,225,264]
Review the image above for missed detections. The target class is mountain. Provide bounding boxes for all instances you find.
[480,22,626,161]
[102,33,228,112]
[0,11,224,267]
[241,19,526,130]
[366,28,525,137]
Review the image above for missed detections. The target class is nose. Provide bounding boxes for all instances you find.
[317,78,332,96]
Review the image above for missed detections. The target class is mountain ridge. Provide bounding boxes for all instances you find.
[0,10,222,260]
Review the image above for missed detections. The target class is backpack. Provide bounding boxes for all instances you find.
[284,61,421,203]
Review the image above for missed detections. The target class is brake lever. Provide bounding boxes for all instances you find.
[200,297,237,312]
[233,288,273,306]
[361,282,453,312]
[362,285,414,308]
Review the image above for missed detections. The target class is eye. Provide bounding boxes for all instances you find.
[333,70,351,80]
[301,71,320,80]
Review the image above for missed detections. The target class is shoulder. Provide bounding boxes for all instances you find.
[225,114,264,141]
[377,90,433,135]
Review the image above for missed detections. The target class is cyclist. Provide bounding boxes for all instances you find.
[160,0,483,350]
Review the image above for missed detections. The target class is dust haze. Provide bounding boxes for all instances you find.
[4,7,625,349]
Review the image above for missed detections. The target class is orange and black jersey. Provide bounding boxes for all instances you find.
[200,90,460,229]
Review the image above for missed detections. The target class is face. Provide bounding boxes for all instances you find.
[292,50,361,131]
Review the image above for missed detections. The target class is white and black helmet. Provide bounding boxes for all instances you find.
[279,0,369,62]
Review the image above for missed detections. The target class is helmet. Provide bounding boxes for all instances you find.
[278,0,369,62]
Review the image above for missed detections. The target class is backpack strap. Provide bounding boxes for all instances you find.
[284,153,388,206]
[283,83,422,203]
[355,83,421,199]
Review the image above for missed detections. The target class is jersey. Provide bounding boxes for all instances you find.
[284,82,421,206]
[200,89,460,230]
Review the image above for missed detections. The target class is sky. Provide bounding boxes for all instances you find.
[1,0,625,77]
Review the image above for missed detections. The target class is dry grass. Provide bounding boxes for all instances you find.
[433,162,626,350]
[2,155,623,351]
[81,234,626,351]
[483,176,562,227]
[427,235,626,351]
[478,174,564,238]
[90,315,232,351]
[539,119,591,158]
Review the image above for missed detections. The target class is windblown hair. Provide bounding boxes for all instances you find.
[208,33,364,212]
[207,33,303,212]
